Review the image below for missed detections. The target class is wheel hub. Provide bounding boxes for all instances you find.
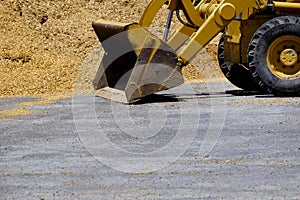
[267,35,300,80]
[280,48,298,67]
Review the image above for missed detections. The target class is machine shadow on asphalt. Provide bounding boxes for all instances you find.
[129,94,179,104]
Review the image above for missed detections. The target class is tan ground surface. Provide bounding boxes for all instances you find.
[0,0,222,97]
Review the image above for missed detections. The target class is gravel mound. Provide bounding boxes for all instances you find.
[0,0,222,97]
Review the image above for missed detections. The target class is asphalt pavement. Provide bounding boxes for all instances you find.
[1,82,299,199]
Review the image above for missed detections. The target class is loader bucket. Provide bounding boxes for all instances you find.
[92,20,184,103]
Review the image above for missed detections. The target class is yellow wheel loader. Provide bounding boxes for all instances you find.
[92,0,300,103]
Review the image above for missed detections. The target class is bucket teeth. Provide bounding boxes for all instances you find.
[92,20,184,103]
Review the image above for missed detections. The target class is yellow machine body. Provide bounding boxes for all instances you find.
[92,0,300,102]
[224,0,300,67]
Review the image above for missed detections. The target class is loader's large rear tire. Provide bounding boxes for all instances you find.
[218,33,261,91]
[248,16,300,95]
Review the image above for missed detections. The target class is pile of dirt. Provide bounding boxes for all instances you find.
[0,0,222,97]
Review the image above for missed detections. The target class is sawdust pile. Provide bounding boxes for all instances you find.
[0,0,221,97]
